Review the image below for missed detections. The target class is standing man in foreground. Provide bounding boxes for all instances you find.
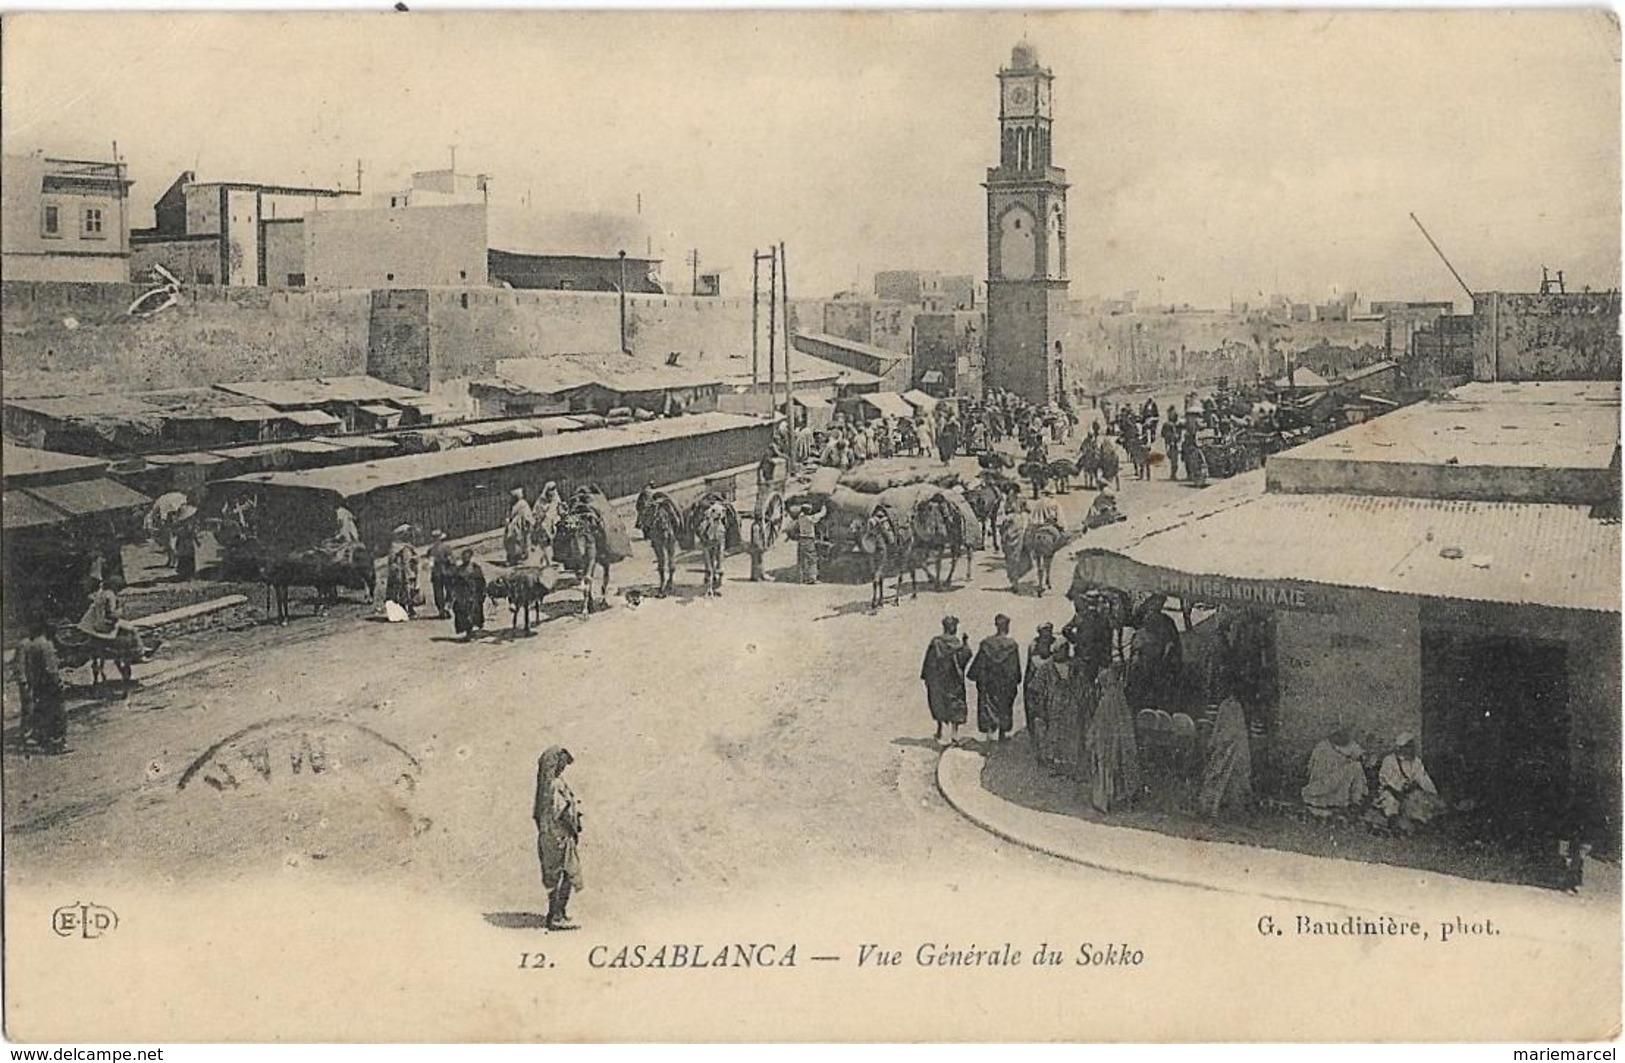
[968,613,1022,743]
[534,746,584,931]
[921,615,973,747]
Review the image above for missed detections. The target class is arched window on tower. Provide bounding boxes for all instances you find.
[1019,128,1032,171]
[1003,127,1016,168]
[1047,203,1066,279]
[1000,206,1037,280]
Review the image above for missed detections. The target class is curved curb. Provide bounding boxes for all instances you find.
[935,746,1613,930]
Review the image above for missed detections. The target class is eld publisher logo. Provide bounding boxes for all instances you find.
[52,902,118,939]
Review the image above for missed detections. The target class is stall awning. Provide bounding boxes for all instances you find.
[901,389,939,413]
[3,489,68,531]
[215,404,284,423]
[27,477,152,519]
[861,393,915,419]
[4,477,151,533]
[280,409,344,428]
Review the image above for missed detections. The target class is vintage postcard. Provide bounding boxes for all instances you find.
[1,8,1619,1044]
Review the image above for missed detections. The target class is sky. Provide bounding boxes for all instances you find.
[3,9,1619,308]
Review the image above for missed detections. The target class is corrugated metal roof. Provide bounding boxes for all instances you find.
[1080,472,1618,613]
[223,412,765,498]
[215,376,429,408]
[2,442,108,487]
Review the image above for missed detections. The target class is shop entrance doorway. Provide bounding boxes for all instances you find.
[1421,631,1571,841]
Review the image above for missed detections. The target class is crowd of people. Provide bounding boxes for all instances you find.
[920,599,1451,833]
[366,481,571,641]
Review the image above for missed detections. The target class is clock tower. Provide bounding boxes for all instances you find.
[984,41,1069,405]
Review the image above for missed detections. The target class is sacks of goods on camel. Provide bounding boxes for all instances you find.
[820,482,983,550]
[837,458,964,495]
[572,487,634,562]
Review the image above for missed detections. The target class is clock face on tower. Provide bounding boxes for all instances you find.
[1003,79,1035,116]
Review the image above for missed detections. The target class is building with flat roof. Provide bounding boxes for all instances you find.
[2,153,134,283]
[1071,380,1620,852]
[130,170,360,287]
[306,168,662,292]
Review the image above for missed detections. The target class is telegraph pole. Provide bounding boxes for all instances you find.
[618,250,630,354]
[751,253,761,386]
[766,249,778,418]
[779,241,795,474]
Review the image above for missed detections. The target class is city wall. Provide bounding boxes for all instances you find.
[1,281,371,396]
[1055,310,1390,389]
[0,281,759,399]
[420,289,757,386]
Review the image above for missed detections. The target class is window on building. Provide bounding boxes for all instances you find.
[82,207,104,238]
[42,204,60,237]
[287,273,306,287]
[386,272,395,282]
[197,269,215,285]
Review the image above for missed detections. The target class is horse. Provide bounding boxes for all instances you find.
[853,505,917,609]
[911,493,971,590]
[636,491,684,597]
[553,507,611,617]
[694,499,731,597]
[262,544,377,624]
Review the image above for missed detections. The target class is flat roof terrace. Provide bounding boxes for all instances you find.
[1266,380,1620,506]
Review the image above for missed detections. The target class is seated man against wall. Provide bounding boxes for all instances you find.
[1374,733,1447,833]
[1301,726,1368,817]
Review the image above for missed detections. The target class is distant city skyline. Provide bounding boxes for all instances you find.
[3,10,1617,308]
